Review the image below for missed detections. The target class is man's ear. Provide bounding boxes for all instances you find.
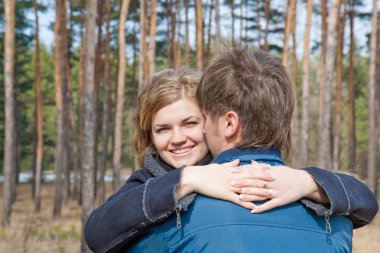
[223,111,240,139]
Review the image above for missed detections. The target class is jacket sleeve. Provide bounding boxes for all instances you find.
[301,167,379,228]
[84,168,194,253]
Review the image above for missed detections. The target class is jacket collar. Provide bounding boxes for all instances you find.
[212,147,284,166]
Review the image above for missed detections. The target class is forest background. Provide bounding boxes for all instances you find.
[1,0,379,252]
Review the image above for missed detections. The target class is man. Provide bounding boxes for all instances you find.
[126,45,356,252]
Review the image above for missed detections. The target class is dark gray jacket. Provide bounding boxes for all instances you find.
[83,153,378,253]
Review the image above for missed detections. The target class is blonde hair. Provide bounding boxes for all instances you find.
[133,67,202,168]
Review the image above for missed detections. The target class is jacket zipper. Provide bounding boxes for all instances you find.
[175,205,182,229]
[323,211,332,234]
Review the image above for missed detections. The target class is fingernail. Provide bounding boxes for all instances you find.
[251,209,256,214]
[230,181,236,186]
[239,194,244,200]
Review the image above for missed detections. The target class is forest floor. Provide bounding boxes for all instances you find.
[0,180,379,253]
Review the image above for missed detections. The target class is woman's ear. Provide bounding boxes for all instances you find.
[223,111,241,139]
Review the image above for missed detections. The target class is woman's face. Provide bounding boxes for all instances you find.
[151,97,209,168]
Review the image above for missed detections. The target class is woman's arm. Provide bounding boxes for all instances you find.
[84,168,186,253]
[229,165,379,228]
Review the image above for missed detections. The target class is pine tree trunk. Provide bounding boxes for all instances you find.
[263,0,270,51]
[290,1,298,167]
[81,0,98,252]
[33,0,44,214]
[347,0,356,172]
[139,0,146,89]
[54,0,69,217]
[318,0,327,157]
[333,0,346,171]
[148,0,158,79]
[113,0,131,192]
[3,0,16,226]
[184,0,190,63]
[215,0,221,53]
[318,0,339,169]
[282,0,295,68]
[367,0,378,194]
[99,0,112,205]
[196,0,203,69]
[256,1,261,48]
[300,0,313,167]
[174,0,182,67]
[230,0,235,38]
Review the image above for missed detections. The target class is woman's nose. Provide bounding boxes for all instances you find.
[171,129,186,144]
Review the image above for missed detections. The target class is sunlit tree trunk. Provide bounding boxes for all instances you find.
[300,0,313,168]
[318,0,339,169]
[3,0,15,226]
[290,0,298,167]
[263,0,270,51]
[81,0,98,252]
[33,0,44,214]
[230,0,235,38]
[185,0,190,63]
[113,0,131,192]
[282,0,295,68]
[347,0,356,172]
[54,0,69,217]
[139,0,146,89]
[215,0,220,53]
[148,0,158,78]
[174,0,181,67]
[333,0,346,171]
[99,0,111,205]
[256,1,261,48]
[196,0,203,69]
[205,1,213,66]
[367,0,378,194]
[318,0,327,153]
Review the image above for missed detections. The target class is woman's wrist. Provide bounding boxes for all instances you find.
[175,166,198,201]
[301,171,329,204]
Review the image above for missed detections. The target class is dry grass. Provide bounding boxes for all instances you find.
[0,182,378,253]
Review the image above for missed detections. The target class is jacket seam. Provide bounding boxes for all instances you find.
[143,178,155,222]
[332,172,351,214]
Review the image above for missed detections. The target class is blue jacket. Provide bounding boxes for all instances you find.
[84,152,378,253]
[127,148,353,253]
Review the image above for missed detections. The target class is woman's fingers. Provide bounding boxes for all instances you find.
[230,179,271,188]
[230,164,275,182]
[221,159,240,167]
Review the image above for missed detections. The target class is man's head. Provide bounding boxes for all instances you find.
[196,44,294,157]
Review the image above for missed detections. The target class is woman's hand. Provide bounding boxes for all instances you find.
[176,160,276,210]
[230,162,330,213]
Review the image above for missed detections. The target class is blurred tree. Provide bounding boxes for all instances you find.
[367,0,378,194]
[2,0,15,226]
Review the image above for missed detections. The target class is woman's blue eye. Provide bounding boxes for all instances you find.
[185,121,198,127]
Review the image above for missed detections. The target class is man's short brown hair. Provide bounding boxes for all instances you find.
[196,44,294,153]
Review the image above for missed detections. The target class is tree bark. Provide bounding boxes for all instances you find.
[174,0,182,67]
[300,0,313,168]
[184,0,190,63]
[113,0,131,192]
[53,0,69,217]
[196,0,203,69]
[263,0,270,51]
[148,0,158,78]
[333,0,346,171]
[318,0,340,169]
[215,0,221,54]
[290,0,298,167]
[318,0,327,152]
[347,0,356,172]
[367,0,378,194]
[3,0,16,226]
[33,0,44,214]
[139,0,147,89]
[99,0,112,205]
[282,0,296,68]
[81,0,98,252]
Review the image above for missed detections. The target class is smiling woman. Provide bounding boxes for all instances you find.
[151,98,208,168]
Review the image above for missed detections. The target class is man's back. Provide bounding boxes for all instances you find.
[129,194,352,253]
[128,147,353,253]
